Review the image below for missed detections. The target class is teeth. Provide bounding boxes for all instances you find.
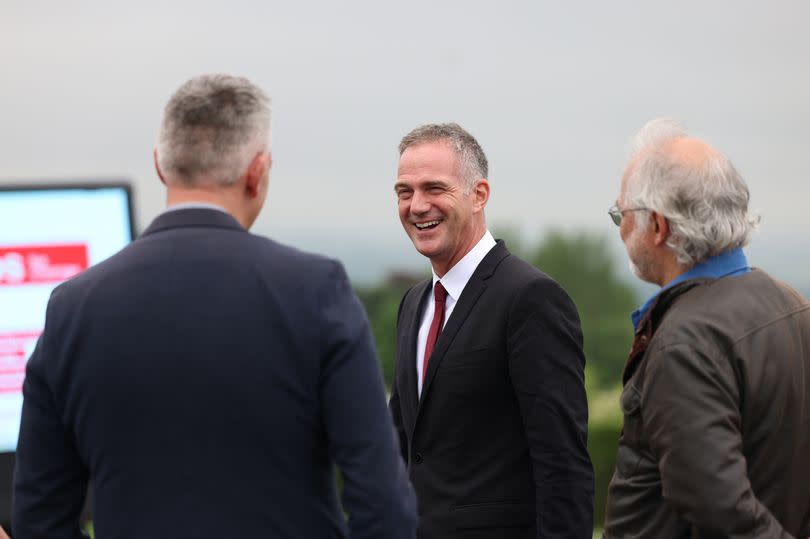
[415,220,440,229]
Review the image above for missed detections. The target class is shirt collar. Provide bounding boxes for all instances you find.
[432,230,497,302]
[631,247,751,330]
[162,202,229,214]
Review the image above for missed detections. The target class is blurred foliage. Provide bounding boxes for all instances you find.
[525,229,638,390]
[587,386,623,527]
[356,279,422,386]
[589,419,622,528]
[354,229,638,528]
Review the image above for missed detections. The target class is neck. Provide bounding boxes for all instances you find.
[431,224,487,277]
[657,258,687,287]
[166,186,252,229]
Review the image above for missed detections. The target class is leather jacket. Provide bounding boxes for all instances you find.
[604,270,810,538]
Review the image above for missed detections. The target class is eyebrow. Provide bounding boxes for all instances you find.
[394,179,453,194]
[422,180,448,189]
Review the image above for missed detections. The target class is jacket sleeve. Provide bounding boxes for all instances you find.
[388,291,411,462]
[318,262,417,539]
[388,386,408,462]
[641,343,791,538]
[507,277,594,538]
[13,292,90,539]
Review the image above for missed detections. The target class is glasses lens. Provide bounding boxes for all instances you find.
[609,209,621,226]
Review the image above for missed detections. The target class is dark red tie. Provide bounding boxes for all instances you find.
[422,281,447,381]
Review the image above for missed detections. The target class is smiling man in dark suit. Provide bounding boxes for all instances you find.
[13,74,417,539]
[389,123,594,538]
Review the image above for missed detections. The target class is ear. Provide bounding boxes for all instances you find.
[244,152,271,198]
[651,211,670,246]
[153,148,166,186]
[471,179,490,212]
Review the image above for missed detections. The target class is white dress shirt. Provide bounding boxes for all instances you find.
[416,230,497,395]
[162,202,229,214]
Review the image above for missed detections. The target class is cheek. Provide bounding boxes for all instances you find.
[398,201,414,224]
[624,229,644,255]
[619,221,631,242]
[434,198,454,216]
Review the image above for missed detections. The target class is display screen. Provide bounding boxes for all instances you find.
[0,184,134,453]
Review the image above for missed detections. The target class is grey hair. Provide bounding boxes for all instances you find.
[625,118,760,267]
[398,123,488,193]
[157,74,271,186]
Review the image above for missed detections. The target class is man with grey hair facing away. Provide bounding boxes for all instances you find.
[603,118,810,538]
[13,74,417,539]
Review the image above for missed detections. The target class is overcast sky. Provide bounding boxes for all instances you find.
[2,0,809,288]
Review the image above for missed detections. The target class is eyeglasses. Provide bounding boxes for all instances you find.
[608,205,648,226]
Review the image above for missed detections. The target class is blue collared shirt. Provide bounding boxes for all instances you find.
[631,248,751,331]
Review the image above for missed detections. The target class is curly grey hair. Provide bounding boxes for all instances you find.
[624,118,760,267]
[157,74,271,186]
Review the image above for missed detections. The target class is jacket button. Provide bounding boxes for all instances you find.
[413,452,424,464]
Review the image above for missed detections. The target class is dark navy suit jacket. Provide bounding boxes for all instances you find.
[390,241,593,538]
[13,208,417,539]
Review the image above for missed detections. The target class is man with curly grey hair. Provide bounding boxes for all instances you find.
[12,74,417,539]
[603,119,810,538]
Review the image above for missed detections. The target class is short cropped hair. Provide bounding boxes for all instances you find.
[398,123,488,193]
[157,74,271,186]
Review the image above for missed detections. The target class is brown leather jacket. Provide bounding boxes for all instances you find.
[604,269,810,538]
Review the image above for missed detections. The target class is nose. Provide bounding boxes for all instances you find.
[410,190,430,215]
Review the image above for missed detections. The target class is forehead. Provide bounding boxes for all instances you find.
[397,140,462,180]
[618,156,640,202]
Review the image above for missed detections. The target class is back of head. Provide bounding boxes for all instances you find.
[399,122,488,193]
[624,118,760,266]
[157,74,271,187]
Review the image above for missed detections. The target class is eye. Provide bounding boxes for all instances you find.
[396,189,412,200]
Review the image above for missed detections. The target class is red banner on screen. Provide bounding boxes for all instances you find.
[0,330,40,393]
[0,244,89,286]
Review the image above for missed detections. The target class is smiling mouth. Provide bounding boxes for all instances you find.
[415,220,442,230]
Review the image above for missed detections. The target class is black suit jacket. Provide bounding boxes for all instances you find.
[389,241,593,538]
[13,208,417,539]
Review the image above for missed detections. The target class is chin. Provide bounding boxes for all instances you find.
[628,260,657,285]
[414,244,438,260]
[408,236,436,256]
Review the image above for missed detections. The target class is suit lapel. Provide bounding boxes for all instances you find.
[398,280,431,438]
[417,241,511,415]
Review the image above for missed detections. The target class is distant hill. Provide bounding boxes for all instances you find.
[265,226,810,297]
